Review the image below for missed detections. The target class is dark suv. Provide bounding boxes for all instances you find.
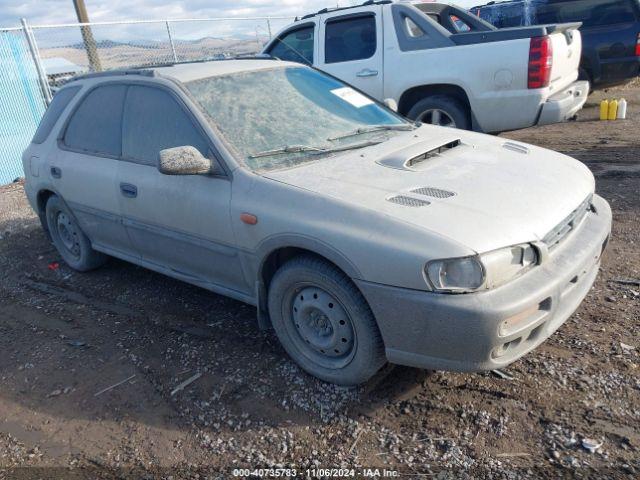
[472,0,640,89]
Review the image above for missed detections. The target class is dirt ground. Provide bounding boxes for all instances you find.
[0,83,639,480]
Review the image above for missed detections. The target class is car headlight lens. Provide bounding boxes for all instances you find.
[426,244,538,293]
[481,243,538,289]
[426,256,485,292]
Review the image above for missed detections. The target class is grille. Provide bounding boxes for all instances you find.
[387,195,430,207]
[411,186,456,198]
[543,195,592,250]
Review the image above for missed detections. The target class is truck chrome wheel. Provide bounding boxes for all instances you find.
[55,212,81,259]
[419,108,456,127]
[290,285,356,368]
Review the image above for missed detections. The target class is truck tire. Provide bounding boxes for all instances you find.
[268,255,386,386]
[45,195,107,272]
[407,95,471,130]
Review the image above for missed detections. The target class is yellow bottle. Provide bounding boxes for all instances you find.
[608,99,618,120]
[600,100,609,120]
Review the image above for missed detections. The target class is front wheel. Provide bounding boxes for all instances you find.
[407,95,471,130]
[268,256,386,386]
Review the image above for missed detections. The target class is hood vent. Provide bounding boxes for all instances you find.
[406,140,461,168]
[387,195,430,207]
[502,142,529,154]
[411,186,456,198]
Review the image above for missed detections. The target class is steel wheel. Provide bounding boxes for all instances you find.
[55,211,81,259]
[418,108,457,127]
[288,285,356,369]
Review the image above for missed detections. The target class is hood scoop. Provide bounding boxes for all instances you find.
[376,137,462,171]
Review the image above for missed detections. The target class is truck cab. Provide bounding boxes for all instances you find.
[264,1,589,133]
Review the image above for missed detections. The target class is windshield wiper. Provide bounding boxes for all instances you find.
[327,124,415,142]
[249,145,326,159]
[249,140,383,159]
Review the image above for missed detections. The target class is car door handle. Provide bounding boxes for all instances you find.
[356,68,378,77]
[119,183,137,198]
[50,166,62,179]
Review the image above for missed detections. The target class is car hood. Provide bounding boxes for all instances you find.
[262,126,595,254]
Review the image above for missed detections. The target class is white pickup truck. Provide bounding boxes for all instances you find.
[263,0,589,133]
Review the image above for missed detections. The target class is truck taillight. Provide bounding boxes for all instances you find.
[635,33,640,56]
[528,36,553,89]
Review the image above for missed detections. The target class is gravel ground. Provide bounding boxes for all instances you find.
[0,83,639,480]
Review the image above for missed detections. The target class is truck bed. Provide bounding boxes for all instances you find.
[451,22,581,45]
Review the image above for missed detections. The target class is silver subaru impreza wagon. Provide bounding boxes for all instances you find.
[22,59,611,385]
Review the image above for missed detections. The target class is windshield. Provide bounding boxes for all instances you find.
[185,66,408,172]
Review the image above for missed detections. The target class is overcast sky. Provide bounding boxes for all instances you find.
[1,0,480,28]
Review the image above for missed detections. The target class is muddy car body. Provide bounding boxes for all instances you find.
[22,59,611,385]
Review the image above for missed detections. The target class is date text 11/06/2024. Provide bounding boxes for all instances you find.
[232,468,400,477]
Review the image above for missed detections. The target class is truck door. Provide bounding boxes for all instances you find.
[318,5,384,100]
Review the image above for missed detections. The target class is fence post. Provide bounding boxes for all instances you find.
[166,21,178,63]
[20,18,52,105]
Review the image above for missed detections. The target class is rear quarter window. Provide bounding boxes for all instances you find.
[63,84,127,157]
[32,86,81,144]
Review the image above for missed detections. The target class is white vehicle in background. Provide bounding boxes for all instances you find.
[263,0,589,132]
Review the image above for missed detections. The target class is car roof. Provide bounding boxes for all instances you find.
[68,58,302,86]
[153,58,300,83]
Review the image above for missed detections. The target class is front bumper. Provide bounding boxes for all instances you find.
[357,194,612,372]
[537,80,589,126]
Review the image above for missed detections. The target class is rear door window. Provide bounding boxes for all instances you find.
[268,26,315,64]
[32,86,80,144]
[325,15,377,64]
[121,85,209,166]
[63,84,126,156]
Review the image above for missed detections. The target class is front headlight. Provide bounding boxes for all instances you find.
[426,256,485,292]
[426,244,538,293]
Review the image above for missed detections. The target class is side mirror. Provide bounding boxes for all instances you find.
[383,98,398,112]
[158,146,213,175]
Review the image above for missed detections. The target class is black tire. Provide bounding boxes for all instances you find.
[406,94,471,130]
[45,195,107,272]
[578,67,593,94]
[268,256,386,386]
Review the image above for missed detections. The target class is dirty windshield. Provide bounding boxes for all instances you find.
[185,66,409,172]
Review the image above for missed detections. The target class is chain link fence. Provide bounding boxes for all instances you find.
[0,28,47,184]
[31,17,293,82]
[0,15,294,185]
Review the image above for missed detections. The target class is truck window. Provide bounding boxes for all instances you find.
[325,15,377,64]
[404,16,425,38]
[268,25,314,64]
[32,86,80,144]
[121,85,209,166]
[535,0,638,27]
[63,85,126,157]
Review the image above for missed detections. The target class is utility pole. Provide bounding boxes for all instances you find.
[72,0,102,71]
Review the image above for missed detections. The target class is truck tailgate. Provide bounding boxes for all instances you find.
[548,24,582,92]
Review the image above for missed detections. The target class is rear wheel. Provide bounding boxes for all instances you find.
[407,95,470,130]
[268,256,386,386]
[45,195,107,272]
